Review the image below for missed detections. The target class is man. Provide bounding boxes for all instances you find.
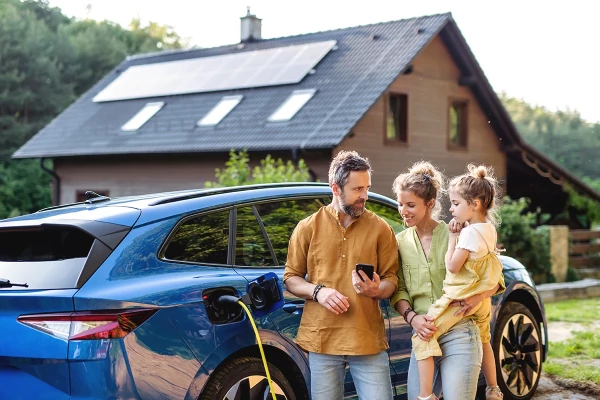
[284,150,399,400]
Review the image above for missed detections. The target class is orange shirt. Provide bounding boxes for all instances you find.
[283,205,399,355]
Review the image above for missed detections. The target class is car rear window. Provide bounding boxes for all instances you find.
[0,227,95,290]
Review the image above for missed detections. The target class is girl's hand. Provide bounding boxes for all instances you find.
[448,218,462,235]
[411,314,437,341]
[450,292,483,316]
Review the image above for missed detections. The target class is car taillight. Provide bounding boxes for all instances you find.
[17,309,157,340]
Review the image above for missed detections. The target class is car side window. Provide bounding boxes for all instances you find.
[367,201,405,234]
[235,206,274,267]
[255,197,329,266]
[163,210,230,265]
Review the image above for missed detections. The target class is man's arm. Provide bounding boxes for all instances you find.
[286,276,350,315]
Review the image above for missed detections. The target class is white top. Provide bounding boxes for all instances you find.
[456,223,497,260]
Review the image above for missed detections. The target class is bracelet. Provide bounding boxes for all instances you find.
[312,284,325,302]
[402,306,414,322]
[407,311,418,327]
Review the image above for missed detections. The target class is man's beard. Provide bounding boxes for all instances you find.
[340,193,366,218]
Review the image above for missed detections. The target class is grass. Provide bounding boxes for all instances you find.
[544,297,600,323]
[545,298,600,385]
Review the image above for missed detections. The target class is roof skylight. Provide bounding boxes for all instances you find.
[121,102,164,132]
[268,89,316,122]
[197,95,243,126]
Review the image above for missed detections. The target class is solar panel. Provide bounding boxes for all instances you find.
[93,40,337,103]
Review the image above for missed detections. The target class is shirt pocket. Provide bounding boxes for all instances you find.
[402,263,419,289]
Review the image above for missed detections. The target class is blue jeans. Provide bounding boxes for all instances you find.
[309,350,393,400]
[408,318,483,400]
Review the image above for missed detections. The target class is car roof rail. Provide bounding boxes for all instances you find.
[150,182,330,206]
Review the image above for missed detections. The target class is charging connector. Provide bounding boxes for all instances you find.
[217,294,277,400]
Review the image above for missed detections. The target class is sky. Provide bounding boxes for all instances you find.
[48,0,599,123]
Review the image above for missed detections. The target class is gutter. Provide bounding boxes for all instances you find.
[40,158,60,206]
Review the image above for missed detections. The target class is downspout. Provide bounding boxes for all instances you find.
[40,158,60,206]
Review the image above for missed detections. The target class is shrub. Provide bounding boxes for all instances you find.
[497,197,554,284]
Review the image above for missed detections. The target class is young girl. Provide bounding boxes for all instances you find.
[414,164,505,400]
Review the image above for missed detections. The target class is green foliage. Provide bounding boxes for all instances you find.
[205,150,312,188]
[497,197,554,283]
[500,93,600,181]
[564,183,600,226]
[544,298,600,324]
[0,0,188,218]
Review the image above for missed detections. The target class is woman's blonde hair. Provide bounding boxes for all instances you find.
[392,161,445,219]
[449,164,501,226]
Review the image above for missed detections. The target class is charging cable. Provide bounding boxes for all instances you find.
[218,295,277,400]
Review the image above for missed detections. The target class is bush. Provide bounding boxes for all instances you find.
[497,197,554,284]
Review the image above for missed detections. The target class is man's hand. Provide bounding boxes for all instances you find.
[316,288,349,314]
[351,270,383,298]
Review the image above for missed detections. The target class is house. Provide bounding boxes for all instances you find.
[13,11,600,224]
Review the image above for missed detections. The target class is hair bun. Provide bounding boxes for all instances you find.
[409,161,436,177]
[468,164,490,179]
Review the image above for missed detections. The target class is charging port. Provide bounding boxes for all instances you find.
[202,287,244,325]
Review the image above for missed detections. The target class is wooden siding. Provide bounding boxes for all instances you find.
[336,36,507,198]
[55,151,332,204]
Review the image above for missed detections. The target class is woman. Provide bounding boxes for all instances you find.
[390,161,501,400]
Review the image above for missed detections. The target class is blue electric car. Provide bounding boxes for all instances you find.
[0,183,547,399]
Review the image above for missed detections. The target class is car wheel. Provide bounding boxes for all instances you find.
[199,356,297,400]
[493,301,542,400]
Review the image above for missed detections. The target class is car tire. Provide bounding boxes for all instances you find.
[493,301,542,400]
[199,356,297,400]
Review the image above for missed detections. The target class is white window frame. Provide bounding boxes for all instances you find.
[121,102,164,132]
[197,95,244,126]
[267,89,316,122]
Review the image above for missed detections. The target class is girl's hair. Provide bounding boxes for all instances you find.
[449,164,501,226]
[392,161,445,219]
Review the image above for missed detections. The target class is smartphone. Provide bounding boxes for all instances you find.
[355,263,375,281]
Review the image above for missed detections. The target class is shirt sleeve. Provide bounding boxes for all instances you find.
[456,226,479,253]
[390,238,410,307]
[283,220,310,283]
[376,223,399,293]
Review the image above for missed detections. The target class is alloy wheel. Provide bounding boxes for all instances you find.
[223,375,288,400]
[498,313,541,397]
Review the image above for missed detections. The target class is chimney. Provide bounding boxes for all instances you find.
[240,7,262,42]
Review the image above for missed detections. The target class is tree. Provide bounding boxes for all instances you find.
[0,0,189,218]
[205,150,312,188]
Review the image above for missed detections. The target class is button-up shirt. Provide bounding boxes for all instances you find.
[390,222,448,314]
[284,205,399,355]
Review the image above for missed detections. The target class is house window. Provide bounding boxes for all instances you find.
[449,100,468,148]
[386,93,408,142]
[121,102,164,132]
[76,190,110,202]
[197,95,243,126]
[268,89,316,122]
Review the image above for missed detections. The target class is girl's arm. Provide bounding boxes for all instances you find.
[445,231,470,273]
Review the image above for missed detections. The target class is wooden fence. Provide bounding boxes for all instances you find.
[569,229,600,278]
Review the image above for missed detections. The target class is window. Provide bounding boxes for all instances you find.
[449,100,468,148]
[386,93,408,142]
[121,102,164,132]
[76,190,110,202]
[366,201,405,235]
[268,89,316,122]
[235,206,273,267]
[163,210,230,265]
[197,95,243,126]
[255,198,329,265]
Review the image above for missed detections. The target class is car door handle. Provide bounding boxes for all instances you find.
[283,300,305,314]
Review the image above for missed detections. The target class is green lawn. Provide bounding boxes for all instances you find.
[544,298,600,385]
[544,298,600,323]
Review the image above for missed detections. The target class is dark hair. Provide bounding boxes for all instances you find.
[449,164,501,226]
[328,151,372,189]
[392,161,445,219]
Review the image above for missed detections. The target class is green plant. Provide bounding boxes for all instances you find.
[497,197,554,283]
[205,150,312,188]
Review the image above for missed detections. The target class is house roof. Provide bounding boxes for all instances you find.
[13,12,600,203]
[13,13,450,158]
